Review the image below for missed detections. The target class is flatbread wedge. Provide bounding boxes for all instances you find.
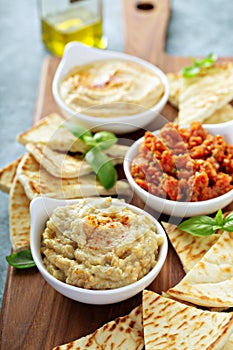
[166,72,183,108]
[162,222,220,273]
[52,305,144,349]
[204,104,233,124]
[25,142,129,178]
[167,68,233,124]
[0,156,22,193]
[223,334,233,350]
[16,113,87,153]
[178,62,233,124]
[17,153,131,200]
[143,290,233,350]
[166,230,233,308]
[9,176,30,251]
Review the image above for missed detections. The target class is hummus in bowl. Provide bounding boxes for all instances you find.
[30,197,168,304]
[59,59,165,118]
[52,42,169,134]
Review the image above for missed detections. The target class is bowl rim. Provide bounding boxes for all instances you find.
[123,126,233,216]
[52,42,170,123]
[30,196,168,298]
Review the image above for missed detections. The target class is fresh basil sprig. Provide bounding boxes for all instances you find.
[178,209,233,237]
[182,53,217,78]
[63,121,118,189]
[6,249,36,269]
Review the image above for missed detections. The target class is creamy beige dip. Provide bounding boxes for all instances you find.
[59,59,165,117]
[41,197,162,289]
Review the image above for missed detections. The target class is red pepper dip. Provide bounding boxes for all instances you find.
[130,122,233,202]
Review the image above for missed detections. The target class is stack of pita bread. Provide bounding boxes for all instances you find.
[162,221,233,310]
[51,289,233,349]
[167,62,233,125]
[0,113,131,252]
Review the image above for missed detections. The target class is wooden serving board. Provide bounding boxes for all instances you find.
[1,1,233,349]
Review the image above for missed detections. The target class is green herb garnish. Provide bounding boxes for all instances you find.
[182,53,218,77]
[178,209,233,237]
[6,249,36,269]
[64,121,118,189]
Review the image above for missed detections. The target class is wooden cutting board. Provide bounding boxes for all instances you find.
[1,1,232,349]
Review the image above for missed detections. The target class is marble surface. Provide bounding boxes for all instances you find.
[0,0,233,308]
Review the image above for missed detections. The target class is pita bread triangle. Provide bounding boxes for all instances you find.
[52,305,144,349]
[16,153,131,200]
[0,156,22,193]
[178,62,233,124]
[166,230,233,308]
[17,113,87,153]
[9,176,30,251]
[162,222,220,273]
[25,142,128,179]
[204,104,233,124]
[167,64,233,124]
[223,334,233,350]
[143,290,233,350]
[166,72,184,108]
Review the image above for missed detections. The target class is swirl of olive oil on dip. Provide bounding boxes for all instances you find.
[41,198,163,289]
[59,59,165,117]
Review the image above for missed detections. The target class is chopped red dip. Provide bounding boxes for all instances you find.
[130,122,233,202]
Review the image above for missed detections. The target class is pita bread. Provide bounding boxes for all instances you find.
[166,230,233,308]
[178,63,233,124]
[9,176,30,251]
[223,334,233,350]
[167,67,233,124]
[17,153,131,200]
[162,222,220,273]
[25,143,128,178]
[204,103,233,124]
[17,113,87,153]
[52,305,144,349]
[0,156,22,193]
[166,72,182,108]
[143,290,233,350]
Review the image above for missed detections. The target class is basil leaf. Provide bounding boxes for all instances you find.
[63,121,92,141]
[85,147,117,189]
[204,53,217,65]
[82,135,97,148]
[215,209,223,226]
[223,212,233,232]
[6,250,36,269]
[178,216,216,236]
[182,65,200,78]
[182,53,217,78]
[63,123,118,189]
[93,131,117,150]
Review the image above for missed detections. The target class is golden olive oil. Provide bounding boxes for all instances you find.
[41,7,107,57]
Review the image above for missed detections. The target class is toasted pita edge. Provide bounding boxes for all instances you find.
[143,290,233,350]
[166,231,233,309]
[0,156,23,193]
[162,221,220,273]
[9,176,30,251]
[52,305,143,350]
[16,113,65,145]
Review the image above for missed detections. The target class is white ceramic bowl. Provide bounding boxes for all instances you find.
[30,197,168,305]
[52,42,169,134]
[124,122,233,218]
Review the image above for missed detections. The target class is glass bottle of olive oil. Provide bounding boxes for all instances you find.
[38,0,107,57]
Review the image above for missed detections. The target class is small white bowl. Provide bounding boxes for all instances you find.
[52,42,169,134]
[30,197,168,304]
[124,123,233,218]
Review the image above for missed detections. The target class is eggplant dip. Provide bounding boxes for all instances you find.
[41,197,163,289]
